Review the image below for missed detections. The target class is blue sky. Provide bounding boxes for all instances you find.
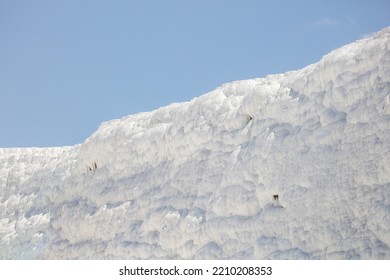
[1,0,389,147]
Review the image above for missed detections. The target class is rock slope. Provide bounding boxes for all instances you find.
[1,27,389,259]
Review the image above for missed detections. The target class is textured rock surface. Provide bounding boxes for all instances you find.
[1,27,389,259]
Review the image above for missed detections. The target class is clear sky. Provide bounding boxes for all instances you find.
[1,0,389,147]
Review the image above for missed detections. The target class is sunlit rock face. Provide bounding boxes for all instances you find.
[1,27,389,259]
